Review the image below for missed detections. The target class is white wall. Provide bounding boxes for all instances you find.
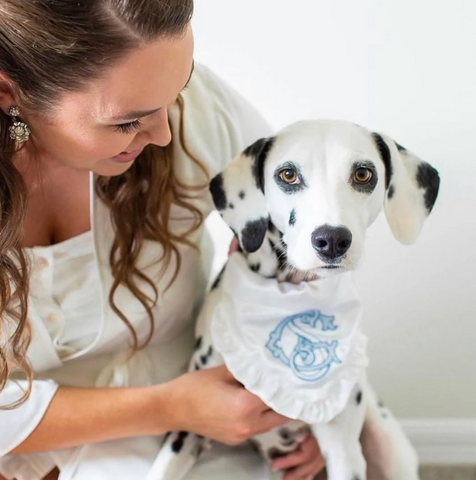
[193,0,476,419]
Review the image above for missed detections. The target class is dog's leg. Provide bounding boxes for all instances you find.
[361,386,420,480]
[313,382,367,480]
[146,291,223,480]
[145,430,205,480]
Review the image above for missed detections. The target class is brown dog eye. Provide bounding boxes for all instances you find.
[354,167,372,183]
[279,169,298,184]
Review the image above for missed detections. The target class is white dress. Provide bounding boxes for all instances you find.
[0,64,276,480]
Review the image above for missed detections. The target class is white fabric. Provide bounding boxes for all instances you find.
[28,231,101,358]
[212,254,369,425]
[0,64,275,480]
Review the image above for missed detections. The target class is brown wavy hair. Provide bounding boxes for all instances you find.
[0,0,205,409]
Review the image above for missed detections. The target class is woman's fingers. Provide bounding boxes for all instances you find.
[282,459,325,480]
[271,435,325,480]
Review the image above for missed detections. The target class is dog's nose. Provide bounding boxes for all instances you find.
[311,225,353,260]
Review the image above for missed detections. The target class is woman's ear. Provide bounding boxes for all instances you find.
[209,137,275,253]
[0,73,18,113]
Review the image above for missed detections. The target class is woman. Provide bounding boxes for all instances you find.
[0,1,324,479]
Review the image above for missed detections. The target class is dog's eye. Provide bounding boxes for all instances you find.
[354,167,373,183]
[279,169,299,184]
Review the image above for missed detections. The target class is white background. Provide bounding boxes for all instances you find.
[193,0,476,419]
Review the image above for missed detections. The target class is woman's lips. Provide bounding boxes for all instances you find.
[111,147,144,164]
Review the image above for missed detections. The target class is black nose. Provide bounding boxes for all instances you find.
[311,225,353,260]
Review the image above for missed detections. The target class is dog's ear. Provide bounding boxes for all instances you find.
[209,137,275,253]
[371,133,440,245]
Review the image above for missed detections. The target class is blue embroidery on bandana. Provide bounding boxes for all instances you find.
[266,310,341,382]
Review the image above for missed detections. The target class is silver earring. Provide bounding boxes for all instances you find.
[8,106,31,143]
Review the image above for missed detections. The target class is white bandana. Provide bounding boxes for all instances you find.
[211,254,368,425]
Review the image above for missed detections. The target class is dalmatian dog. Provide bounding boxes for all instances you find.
[148,120,440,480]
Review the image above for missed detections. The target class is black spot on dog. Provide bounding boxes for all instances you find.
[171,431,189,453]
[355,390,363,405]
[199,354,208,365]
[289,209,296,226]
[388,184,395,199]
[352,475,362,480]
[378,398,385,408]
[239,190,246,199]
[280,438,295,447]
[250,263,261,272]
[207,345,213,356]
[241,217,269,253]
[396,142,407,152]
[372,133,393,189]
[277,427,296,447]
[194,363,200,370]
[194,336,202,351]
[228,203,234,209]
[244,137,276,192]
[416,162,440,212]
[209,174,227,211]
[278,427,292,440]
[267,447,288,460]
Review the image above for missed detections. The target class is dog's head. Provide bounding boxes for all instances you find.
[210,120,440,276]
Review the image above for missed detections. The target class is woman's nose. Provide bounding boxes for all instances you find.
[142,109,172,147]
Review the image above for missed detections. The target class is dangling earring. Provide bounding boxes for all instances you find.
[8,106,31,143]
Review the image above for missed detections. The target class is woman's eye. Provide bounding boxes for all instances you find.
[279,168,299,184]
[114,119,143,134]
[354,167,373,183]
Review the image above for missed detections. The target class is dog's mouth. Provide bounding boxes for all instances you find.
[320,265,344,270]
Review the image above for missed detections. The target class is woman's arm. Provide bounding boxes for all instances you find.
[10,384,162,453]
[10,366,288,454]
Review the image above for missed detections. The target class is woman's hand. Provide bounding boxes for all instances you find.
[271,434,326,480]
[164,365,289,445]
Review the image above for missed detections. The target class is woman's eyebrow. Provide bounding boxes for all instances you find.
[111,108,161,122]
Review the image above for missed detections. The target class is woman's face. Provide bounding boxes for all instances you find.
[21,27,194,176]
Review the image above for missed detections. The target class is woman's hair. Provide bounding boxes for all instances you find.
[0,0,204,408]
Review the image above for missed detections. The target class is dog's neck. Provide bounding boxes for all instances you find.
[242,222,320,284]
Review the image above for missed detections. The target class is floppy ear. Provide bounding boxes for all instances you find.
[372,133,440,245]
[209,137,275,253]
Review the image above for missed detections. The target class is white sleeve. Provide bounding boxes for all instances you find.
[171,63,274,180]
[198,65,274,170]
[0,378,59,456]
[168,64,274,281]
